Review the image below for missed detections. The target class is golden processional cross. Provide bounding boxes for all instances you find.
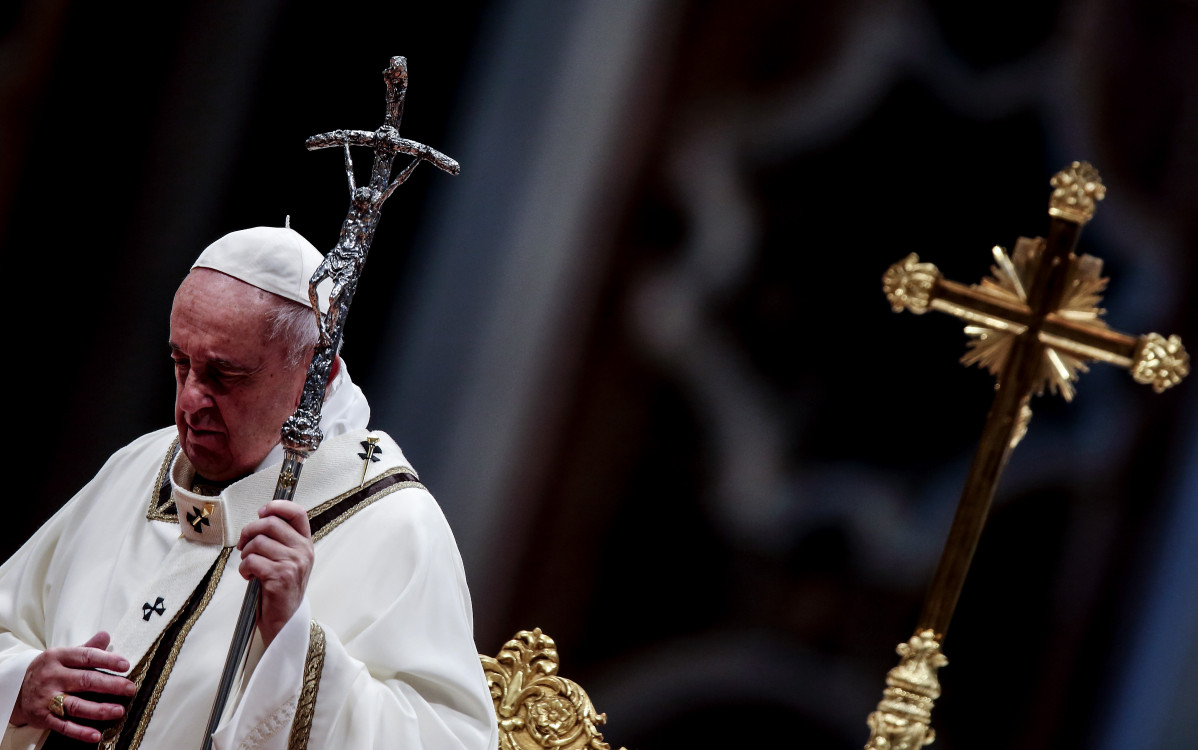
[866,162,1190,749]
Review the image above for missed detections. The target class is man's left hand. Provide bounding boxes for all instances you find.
[237,501,314,646]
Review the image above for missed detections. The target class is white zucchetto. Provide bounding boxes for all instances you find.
[191,226,331,313]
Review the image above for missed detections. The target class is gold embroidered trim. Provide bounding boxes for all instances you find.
[287,622,327,750]
[146,438,180,523]
[99,647,155,750]
[104,547,234,750]
[311,481,422,543]
[306,466,416,518]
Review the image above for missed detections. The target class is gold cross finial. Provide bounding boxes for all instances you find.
[1048,161,1106,224]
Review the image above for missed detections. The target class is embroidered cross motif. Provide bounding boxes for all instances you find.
[358,437,382,487]
[358,438,383,462]
[142,596,165,621]
[186,503,215,533]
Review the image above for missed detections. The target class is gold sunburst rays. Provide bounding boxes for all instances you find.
[976,239,1037,302]
[960,241,1111,402]
[1057,253,1110,323]
[961,242,1032,384]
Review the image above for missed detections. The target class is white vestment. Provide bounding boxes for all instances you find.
[0,365,498,750]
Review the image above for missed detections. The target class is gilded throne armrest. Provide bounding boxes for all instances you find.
[481,629,625,750]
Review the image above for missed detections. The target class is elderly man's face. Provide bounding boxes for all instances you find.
[169,269,307,481]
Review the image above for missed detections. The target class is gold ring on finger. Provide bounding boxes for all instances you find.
[49,693,67,718]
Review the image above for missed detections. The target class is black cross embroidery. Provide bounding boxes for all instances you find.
[358,438,383,487]
[142,596,165,621]
[358,439,383,463]
[186,504,212,532]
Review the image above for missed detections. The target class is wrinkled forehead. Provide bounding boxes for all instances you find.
[170,268,280,341]
[174,268,274,307]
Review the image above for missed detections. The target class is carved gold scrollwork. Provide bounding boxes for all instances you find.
[883,254,941,314]
[1133,333,1190,393]
[865,629,947,750]
[1048,161,1106,224]
[482,629,620,750]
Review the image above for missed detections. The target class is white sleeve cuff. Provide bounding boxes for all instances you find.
[0,645,37,730]
[210,598,311,750]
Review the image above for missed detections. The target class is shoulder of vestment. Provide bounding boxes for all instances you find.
[157,428,431,542]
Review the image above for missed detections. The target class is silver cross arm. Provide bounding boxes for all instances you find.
[306,128,460,175]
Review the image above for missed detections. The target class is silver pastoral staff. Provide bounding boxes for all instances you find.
[201,56,459,749]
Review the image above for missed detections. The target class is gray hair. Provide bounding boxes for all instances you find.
[264,297,335,370]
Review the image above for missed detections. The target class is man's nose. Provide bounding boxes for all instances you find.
[177,372,213,414]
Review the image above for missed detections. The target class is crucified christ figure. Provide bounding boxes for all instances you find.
[304,55,460,347]
[307,141,425,345]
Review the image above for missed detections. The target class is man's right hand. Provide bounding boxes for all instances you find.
[10,631,137,744]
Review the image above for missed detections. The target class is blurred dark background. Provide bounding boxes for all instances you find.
[3,1,1198,748]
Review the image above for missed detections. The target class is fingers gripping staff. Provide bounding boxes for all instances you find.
[201,56,459,750]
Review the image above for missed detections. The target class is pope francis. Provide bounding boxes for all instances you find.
[0,228,498,750]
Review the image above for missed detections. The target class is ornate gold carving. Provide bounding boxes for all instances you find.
[280,465,298,490]
[482,629,620,750]
[883,254,940,314]
[1133,333,1190,393]
[865,629,947,750]
[1048,161,1105,224]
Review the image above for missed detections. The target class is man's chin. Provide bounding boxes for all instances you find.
[180,429,237,481]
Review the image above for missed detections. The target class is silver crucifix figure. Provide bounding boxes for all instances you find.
[202,56,459,750]
[283,55,460,456]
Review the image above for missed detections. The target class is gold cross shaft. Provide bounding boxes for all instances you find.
[865,162,1189,750]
